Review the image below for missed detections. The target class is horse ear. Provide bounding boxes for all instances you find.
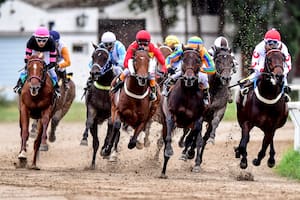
[92,42,99,50]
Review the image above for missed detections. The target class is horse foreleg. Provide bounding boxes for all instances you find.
[267,140,276,168]
[178,128,190,148]
[48,110,62,143]
[30,119,38,138]
[207,108,226,145]
[236,123,252,169]
[19,106,30,161]
[32,123,43,170]
[39,107,52,152]
[128,122,145,149]
[81,107,97,146]
[253,131,274,167]
[193,118,204,173]
[90,122,99,169]
[101,119,113,157]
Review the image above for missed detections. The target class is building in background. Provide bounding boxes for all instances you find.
[0,0,241,101]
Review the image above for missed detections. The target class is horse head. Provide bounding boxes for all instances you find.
[26,54,46,96]
[214,48,234,85]
[181,48,201,87]
[90,44,111,81]
[131,48,150,87]
[263,49,285,86]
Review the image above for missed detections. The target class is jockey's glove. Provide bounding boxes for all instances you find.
[167,67,176,74]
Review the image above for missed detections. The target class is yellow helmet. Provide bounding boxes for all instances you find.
[164,35,180,47]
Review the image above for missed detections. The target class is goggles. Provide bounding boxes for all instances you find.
[265,39,279,48]
[35,37,48,44]
[104,42,114,48]
[137,40,149,46]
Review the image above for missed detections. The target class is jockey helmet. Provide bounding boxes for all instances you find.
[264,28,281,41]
[186,36,203,49]
[164,35,180,47]
[34,26,49,38]
[50,30,60,42]
[101,31,116,43]
[264,29,281,49]
[136,30,151,42]
[214,36,229,50]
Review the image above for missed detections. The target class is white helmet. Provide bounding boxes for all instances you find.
[214,36,229,49]
[101,31,116,43]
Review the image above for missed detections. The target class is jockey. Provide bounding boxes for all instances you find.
[50,30,71,89]
[240,28,292,100]
[164,35,182,75]
[85,31,126,91]
[13,26,60,97]
[162,36,216,105]
[111,30,167,101]
[207,36,239,103]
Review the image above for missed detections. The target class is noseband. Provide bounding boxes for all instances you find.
[91,47,111,76]
[182,49,200,87]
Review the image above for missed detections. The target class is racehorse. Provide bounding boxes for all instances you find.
[235,49,288,169]
[160,48,206,178]
[179,48,235,163]
[80,44,115,169]
[103,48,160,158]
[30,70,75,151]
[18,54,54,169]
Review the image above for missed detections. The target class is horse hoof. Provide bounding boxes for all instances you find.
[18,150,27,159]
[90,164,96,170]
[135,141,144,150]
[159,173,168,179]
[39,143,48,151]
[30,164,40,170]
[178,141,184,148]
[16,157,27,168]
[49,135,56,143]
[267,158,275,168]
[187,150,195,159]
[164,148,173,157]
[101,148,111,157]
[128,142,136,149]
[192,165,201,173]
[80,139,88,146]
[240,161,248,169]
[252,158,261,166]
[207,138,215,145]
[29,132,37,138]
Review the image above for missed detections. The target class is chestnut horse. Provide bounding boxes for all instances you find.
[80,45,115,168]
[103,48,160,158]
[160,48,206,178]
[18,54,54,169]
[235,49,288,169]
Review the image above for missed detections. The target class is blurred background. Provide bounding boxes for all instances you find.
[0,0,299,102]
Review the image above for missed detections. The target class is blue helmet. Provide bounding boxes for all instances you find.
[50,30,60,42]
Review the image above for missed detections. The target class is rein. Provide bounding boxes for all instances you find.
[92,47,112,76]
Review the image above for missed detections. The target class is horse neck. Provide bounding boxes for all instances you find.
[96,70,115,86]
[257,78,282,99]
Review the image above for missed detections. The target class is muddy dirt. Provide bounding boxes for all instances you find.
[0,121,299,200]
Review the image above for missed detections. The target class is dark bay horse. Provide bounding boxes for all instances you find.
[160,48,205,178]
[18,54,54,169]
[30,71,76,151]
[179,48,235,163]
[80,45,115,168]
[235,49,288,169]
[104,49,160,158]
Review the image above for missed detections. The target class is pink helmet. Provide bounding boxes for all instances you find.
[264,28,281,41]
[34,26,49,37]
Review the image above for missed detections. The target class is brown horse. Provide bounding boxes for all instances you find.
[160,48,206,178]
[103,48,160,157]
[30,71,75,151]
[18,54,54,169]
[179,48,235,162]
[235,49,288,169]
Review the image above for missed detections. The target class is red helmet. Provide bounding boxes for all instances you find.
[264,28,281,41]
[136,30,151,42]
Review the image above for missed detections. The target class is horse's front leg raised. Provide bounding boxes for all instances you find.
[192,118,204,173]
[253,131,275,167]
[80,106,97,146]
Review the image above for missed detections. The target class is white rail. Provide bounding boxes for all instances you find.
[288,102,300,151]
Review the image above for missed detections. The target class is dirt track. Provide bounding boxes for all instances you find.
[0,121,300,200]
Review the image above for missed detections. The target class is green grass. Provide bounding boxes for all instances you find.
[275,149,300,181]
[0,100,237,122]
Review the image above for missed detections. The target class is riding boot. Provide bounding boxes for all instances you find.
[203,88,210,106]
[162,77,175,97]
[284,85,291,102]
[13,78,23,94]
[62,71,70,90]
[111,77,124,93]
[54,83,61,98]
[149,86,157,101]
